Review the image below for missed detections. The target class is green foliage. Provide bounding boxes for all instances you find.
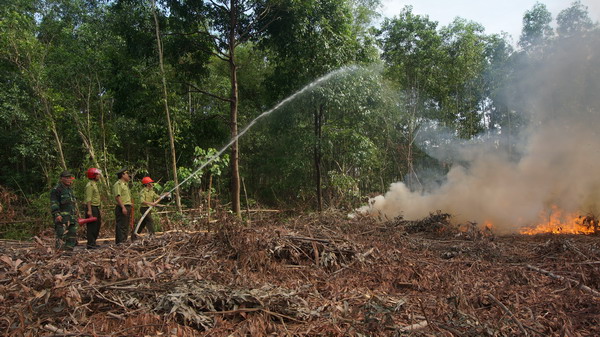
[1,224,33,240]
[178,147,230,189]
[327,170,360,209]
[519,3,554,52]
[246,65,399,205]
[259,0,379,98]
[3,0,599,221]
[176,147,229,208]
[556,1,595,38]
[379,7,513,139]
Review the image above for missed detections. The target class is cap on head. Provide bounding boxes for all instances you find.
[141,176,154,185]
[60,170,75,179]
[116,168,128,179]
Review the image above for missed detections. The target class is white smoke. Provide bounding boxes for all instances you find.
[360,34,600,233]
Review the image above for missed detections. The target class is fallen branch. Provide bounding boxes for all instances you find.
[398,320,428,332]
[436,322,463,335]
[286,235,332,244]
[43,324,66,334]
[204,307,304,323]
[330,248,375,277]
[260,309,304,323]
[85,277,150,290]
[526,264,600,297]
[487,293,528,336]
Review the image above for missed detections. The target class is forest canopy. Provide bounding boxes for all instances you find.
[0,0,598,234]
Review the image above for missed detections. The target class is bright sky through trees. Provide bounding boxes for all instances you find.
[381,0,600,42]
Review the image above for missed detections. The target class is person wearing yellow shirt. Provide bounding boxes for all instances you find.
[135,176,167,237]
[84,168,102,249]
[113,168,131,244]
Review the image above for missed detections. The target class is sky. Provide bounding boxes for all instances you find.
[381,0,600,43]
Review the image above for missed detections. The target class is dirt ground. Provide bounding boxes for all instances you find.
[1,211,599,336]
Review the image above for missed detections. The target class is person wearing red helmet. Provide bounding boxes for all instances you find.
[84,168,102,249]
[136,176,161,237]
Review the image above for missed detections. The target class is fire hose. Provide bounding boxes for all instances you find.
[129,199,135,236]
[78,217,97,225]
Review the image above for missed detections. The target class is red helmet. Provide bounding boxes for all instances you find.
[86,168,101,179]
[142,176,154,185]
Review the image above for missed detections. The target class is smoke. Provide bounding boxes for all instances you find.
[361,34,600,233]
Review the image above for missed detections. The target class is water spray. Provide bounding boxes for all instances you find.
[134,66,359,235]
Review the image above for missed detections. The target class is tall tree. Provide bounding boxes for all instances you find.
[481,33,517,154]
[259,0,379,211]
[378,7,442,186]
[0,0,68,172]
[151,0,182,211]
[39,0,116,189]
[519,2,554,53]
[556,1,595,38]
[438,18,488,138]
[164,0,269,217]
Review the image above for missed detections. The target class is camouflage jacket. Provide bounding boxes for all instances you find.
[50,183,77,224]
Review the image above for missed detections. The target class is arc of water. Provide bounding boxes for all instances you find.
[134,66,357,235]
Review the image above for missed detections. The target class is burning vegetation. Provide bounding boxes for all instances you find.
[1,211,599,336]
[519,206,599,235]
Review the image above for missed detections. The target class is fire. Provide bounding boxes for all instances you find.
[520,205,598,235]
[483,221,493,231]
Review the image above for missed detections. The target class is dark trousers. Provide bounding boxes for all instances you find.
[114,205,131,244]
[86,206,101,247]
[137,207,155,235]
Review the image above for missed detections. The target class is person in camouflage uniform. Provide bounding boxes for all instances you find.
[50,171,78,250]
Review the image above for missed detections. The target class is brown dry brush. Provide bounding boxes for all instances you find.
[0,211,599,336]
[0,185,18,219]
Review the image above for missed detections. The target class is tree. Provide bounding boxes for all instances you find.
[378,7,443,187]
[481,33,518,155]
[438,18,488,138]
[0,0,69,172]
[519,2,553,53]
[163,0,271,217]
[150,0,182,212]
[259,0,379,211]
[556,1,595,38]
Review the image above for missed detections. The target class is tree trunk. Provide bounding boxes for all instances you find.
[44,98,67,171]
[75,85,101,173]
[152,0,182,212]
[229,0,241,217]
[207,173,213,230]
[98,75,111,190]
[314,104,324,212]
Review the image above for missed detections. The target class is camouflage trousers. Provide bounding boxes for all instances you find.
[55,220,78,250]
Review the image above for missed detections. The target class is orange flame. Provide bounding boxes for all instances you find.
[483,221,493,231]
[520,205,597,235]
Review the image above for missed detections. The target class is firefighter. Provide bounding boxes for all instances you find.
[113,168,131,244]
[135,176,162,237]
[50,171,78,250]
[84,167,102,249]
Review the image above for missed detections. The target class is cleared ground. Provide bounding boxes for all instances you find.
[1,211,599,336]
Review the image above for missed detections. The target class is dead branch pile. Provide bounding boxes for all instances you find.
[1,211,599,336]
[155,280,313,329]
[383,211,456,234]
